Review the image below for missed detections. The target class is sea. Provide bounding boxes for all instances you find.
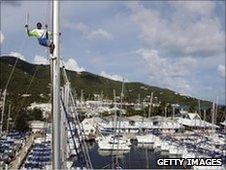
[87,142,187,169]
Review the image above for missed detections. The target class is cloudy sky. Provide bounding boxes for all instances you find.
[0,1,225,104]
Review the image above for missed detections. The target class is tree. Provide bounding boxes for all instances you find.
[28,108,43,121]
[14,108,30,132]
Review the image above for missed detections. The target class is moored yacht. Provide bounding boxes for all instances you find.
[98,134,131,150]
[136,133,156,144]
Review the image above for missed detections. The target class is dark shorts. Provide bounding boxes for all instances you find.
[38,37,50,47]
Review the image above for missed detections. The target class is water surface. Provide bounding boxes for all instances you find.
[87,142,187,169]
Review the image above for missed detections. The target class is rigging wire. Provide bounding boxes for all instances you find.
[68,81,93,169]
[60,60,93,169]
[2,28,28,93]
[60,96,82,166]
[0,33,28,132]
[3,58,19,92]
[10,66,40,131]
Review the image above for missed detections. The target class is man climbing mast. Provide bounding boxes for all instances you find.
[25,22,55,54]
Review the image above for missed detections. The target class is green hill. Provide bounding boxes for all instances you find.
[1,56,225,126]
[0,56,211,108]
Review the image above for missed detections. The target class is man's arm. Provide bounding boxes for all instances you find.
[25,25,39,38]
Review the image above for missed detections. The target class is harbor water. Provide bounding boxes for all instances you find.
[87,142,187,169]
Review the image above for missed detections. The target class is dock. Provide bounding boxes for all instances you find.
[9,132,41,169]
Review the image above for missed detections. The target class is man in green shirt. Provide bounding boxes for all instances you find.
[25,22,55,54]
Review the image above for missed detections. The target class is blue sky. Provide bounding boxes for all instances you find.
[0,1,225,104]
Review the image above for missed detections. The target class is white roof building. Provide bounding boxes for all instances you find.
[99,115,183,132]
[176,112,219,128]
[28,102,51,118]
[29,120,45,133]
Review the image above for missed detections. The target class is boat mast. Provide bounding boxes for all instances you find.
[6,102,11,133]
[113,89,116,108]
[52,0,61,168]
[81,89,84,106]
[204,109,206,130]
[148,92,153,119]
[120,79,124,109]
[164,105,167,118]
[0,89,7,134]
[198,100,201,131]
[215,96,218,125]
[198,100,201,116]
[211,101,215,133]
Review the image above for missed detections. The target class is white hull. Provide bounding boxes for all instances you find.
[97,135,131,151]
[98,141,130,150]
[136,134,155,144]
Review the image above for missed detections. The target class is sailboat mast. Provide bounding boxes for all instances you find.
[6,102,11,133]
[211,101,215,133]
[120,79,124,109]
[148,92,153,118]
[52,0,61,168]
[0,89,7,134]
[113,89,116,108]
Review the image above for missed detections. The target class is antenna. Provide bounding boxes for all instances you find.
[25,13,29,26]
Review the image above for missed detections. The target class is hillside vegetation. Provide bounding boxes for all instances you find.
[0,56,225,127]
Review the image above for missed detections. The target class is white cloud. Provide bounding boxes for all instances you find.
[34,55,49,65]
[0,31,4,44]
[64,22,113,40]
[128,2,224,57]
[9,51,26,61]
[137,48,197,94]
[100,71,125,82]
[169,1,216,17]
[64,58,85,72]
[217,64,225,78]
[88,28,113,40]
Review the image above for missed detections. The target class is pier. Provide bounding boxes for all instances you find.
[9,133,41,169]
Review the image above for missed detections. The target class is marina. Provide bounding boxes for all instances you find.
[0,0,225,169]
[1,108,225,169]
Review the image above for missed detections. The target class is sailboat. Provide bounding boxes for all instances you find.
[97,80,130,152]
[136,92,157,146]
[98,134,130,151]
